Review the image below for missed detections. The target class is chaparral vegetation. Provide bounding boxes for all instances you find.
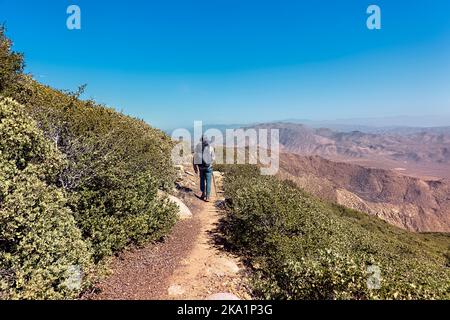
[216,164,450,300]
[0,27,177,299]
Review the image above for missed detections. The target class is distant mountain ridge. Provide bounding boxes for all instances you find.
[278,115,450,131]
[278,153,450,232]
[250,122,450,180]
[235,122,450,232]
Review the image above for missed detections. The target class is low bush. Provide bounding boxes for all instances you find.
[0,25,24,96]
[219,165,450,300]
[0,27,179,299]
[9,80,179,261]
[0,97,92,299]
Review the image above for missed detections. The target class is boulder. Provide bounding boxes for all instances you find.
[207,293,240,300]
[167,194,193,220]
[210,257,240,276]
[168,284,185,296]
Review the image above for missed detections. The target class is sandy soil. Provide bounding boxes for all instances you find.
[163,196,251,300]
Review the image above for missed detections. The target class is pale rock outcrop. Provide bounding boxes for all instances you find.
[158,191,193,220]
[207,293,240,300]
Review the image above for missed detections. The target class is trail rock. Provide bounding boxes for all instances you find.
[207,293,240,300]
[168,194,193,220]
[210,257,240,276]
[168,284,185,296]
[159,191,193,220]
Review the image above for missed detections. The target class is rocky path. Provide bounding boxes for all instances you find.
[164,176,250,300]
[84,171,250,300]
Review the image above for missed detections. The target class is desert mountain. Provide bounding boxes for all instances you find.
[251,122,450,180]
[279,153,450,232]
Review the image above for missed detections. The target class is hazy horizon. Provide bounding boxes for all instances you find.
[164,114,450,133]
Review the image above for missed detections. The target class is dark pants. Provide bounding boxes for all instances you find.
[199,167,212,198]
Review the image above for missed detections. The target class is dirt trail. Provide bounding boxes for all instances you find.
[84,171,250,300]
[164,178,249,300]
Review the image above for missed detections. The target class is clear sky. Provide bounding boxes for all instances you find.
[1,0,449,129]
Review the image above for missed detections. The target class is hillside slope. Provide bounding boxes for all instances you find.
[279,153,450,232]
[217,164,450,300]
[0,28,178,299]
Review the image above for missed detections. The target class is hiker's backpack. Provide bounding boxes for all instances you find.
[200,143,213,168]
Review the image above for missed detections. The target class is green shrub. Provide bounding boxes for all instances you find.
[0,26,24,96]
[253,250,369,300]
[72,172,177,260]
[0,28,177,260]
[10,82,178,261]
[219,165,450,300]
[0,28,179,297]
[0,97,92,299]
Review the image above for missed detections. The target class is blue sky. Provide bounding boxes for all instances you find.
[1,0,449,129]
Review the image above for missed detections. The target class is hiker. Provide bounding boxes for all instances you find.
[193,135,215,202]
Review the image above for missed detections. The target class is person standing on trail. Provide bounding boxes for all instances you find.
[193,135,215,202]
